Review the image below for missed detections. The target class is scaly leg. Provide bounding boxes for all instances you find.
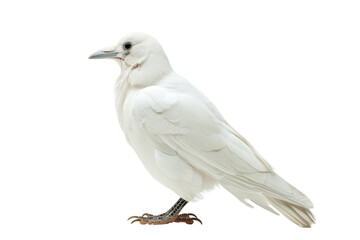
[128,198,202,225]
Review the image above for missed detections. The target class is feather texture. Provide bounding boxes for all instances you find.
[128,72,314,226]
[101,33,315,227]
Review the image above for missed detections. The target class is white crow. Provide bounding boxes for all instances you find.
[89,32,315,227]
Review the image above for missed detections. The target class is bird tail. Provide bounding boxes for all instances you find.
[222,173,315,227]
[265,197,315,228]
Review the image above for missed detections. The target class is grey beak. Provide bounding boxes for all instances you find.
[88,50,118,59]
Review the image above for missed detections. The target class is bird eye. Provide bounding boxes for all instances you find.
[123,42,132,50]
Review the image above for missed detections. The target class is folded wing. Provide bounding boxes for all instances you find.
[134,84,314,227]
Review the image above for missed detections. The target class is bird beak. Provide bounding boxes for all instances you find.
[88,50,119,59]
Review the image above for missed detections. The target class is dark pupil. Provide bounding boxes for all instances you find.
[124,42,132,50]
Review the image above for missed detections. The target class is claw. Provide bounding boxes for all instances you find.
[176,213,203,225]
[128,216,140,221]
[192,217,202,224]
[131,219,142,224]
[180,213,198,218]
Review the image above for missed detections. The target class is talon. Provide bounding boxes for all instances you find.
[128,216,139,221]
[180,213,198,218]
[192,218,202,224]
[131,219,142,224]
[188,213,198,218]
[176,213,203,225]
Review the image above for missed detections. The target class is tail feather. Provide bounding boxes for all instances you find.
[222,172,315,227]
[266,197,315,228]
[223,186,279,215]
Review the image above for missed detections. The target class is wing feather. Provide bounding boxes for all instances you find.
[135,86,271,173]
[134,85,312,209]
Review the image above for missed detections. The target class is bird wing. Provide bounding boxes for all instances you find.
[133,83,312,209]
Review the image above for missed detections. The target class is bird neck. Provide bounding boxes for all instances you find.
[124,52,172,88]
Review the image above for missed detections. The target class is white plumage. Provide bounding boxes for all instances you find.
[90,32,315,227]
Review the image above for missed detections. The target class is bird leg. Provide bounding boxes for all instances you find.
[128,198,202,225]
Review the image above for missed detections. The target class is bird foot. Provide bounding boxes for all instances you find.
[174,213,203,225]
[128,213,202,225]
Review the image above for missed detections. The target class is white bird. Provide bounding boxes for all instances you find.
[89,32,315,227]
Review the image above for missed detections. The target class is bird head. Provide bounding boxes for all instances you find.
[89,32,172,86]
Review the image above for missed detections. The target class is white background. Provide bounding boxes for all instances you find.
[1,0,359,239]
